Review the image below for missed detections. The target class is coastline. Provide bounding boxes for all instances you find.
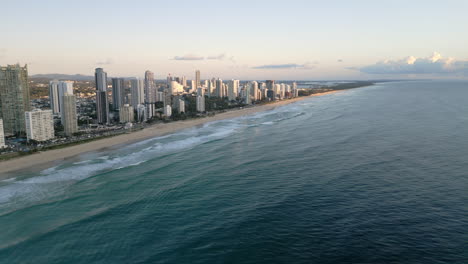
[0,91,340,178]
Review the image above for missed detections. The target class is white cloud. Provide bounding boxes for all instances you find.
[252,63,314,70]
[358,52,468,75]
[172,54,204,61]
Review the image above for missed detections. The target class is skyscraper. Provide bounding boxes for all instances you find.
[111,78,125,110]
[25,109,54,141]
[95,68,110,124]
[130,78,145,108]
[251,81,259,101]
[244,83,252,104]
[61,94,78,136]
[196,88,205,112]
[266,80,275,90]
[0,119,5,148]
[195,70,201,88]
[49,80,74,115]
[228,80,239,101]
[0,64,31,136]
[144,71,156,103]
[215,79,224,97]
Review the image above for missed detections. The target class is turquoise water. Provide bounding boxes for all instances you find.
[0,81,467,263]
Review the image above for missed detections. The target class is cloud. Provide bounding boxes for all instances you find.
[252,63,314,70]
[172,53,236,63]
[207,54,226,60]
[357,52,468,75]
[337,59,343,63]
[173,54,204,61]
[96,58,114,65]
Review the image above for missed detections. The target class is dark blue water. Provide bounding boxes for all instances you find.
[0,81,467,263]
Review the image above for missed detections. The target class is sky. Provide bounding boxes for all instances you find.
[1,0,468,80]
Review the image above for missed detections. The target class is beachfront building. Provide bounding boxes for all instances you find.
[119,104,134,123]
[136,104,146,122]
[0,119,5,148]
[178,99,185,113]
[145,70,156,103]
[130,78,145,108]
[244,83,252,104]
[111,78,125,110]
[61,94,78,136]
[196,88,205,112]
[0,64,31,136]
[228,80,239,101]
[25,109,54,142]
[95,68,110,125]
[49,80,73,115]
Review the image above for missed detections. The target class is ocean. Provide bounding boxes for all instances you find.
[0,81,467,263]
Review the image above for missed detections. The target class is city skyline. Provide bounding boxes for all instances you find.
[1,0,468,80]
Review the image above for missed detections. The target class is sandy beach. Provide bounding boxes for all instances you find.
[0,91,339,177]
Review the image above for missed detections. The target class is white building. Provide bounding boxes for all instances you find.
[25,109,54,142]
[0,119,5,148]
[228,80,239,101]
[136,104,146,122]
[190,80,197,93]
[49,80,74,115]
[178,99,185,113]
[170,81,184,95]
[164,105,172,117]
[250,81,259,101]
[119,104,134,123]
[130,78,145,108]
[196,95,205,112]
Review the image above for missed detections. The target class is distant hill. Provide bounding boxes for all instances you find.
[31,74,95,81]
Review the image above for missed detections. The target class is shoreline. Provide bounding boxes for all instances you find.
[0,91,340,178]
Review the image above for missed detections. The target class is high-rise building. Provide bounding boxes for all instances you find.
[195,70,201,88]
[119,104,134,123]
[196,88,205,112]
[25,109,54,141]
[0,64,31,136]
[178,99,185,113]
[111,78,125,110]
[130,78,145,108]
[244,83,252,104]
[61,94,78,136]
[50,80,74,115]
[145,71,156,103]
[251,81,259,101]
[215,79,224,97]
[0,119,5,148]
[228,80,240,101]
[136,104,146,122]
[181,76,187,87]
[196,96,205,112]
[95,68,110,124]
[190,80,196,93]
[169,81,184,95]
[266,80,275,90]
